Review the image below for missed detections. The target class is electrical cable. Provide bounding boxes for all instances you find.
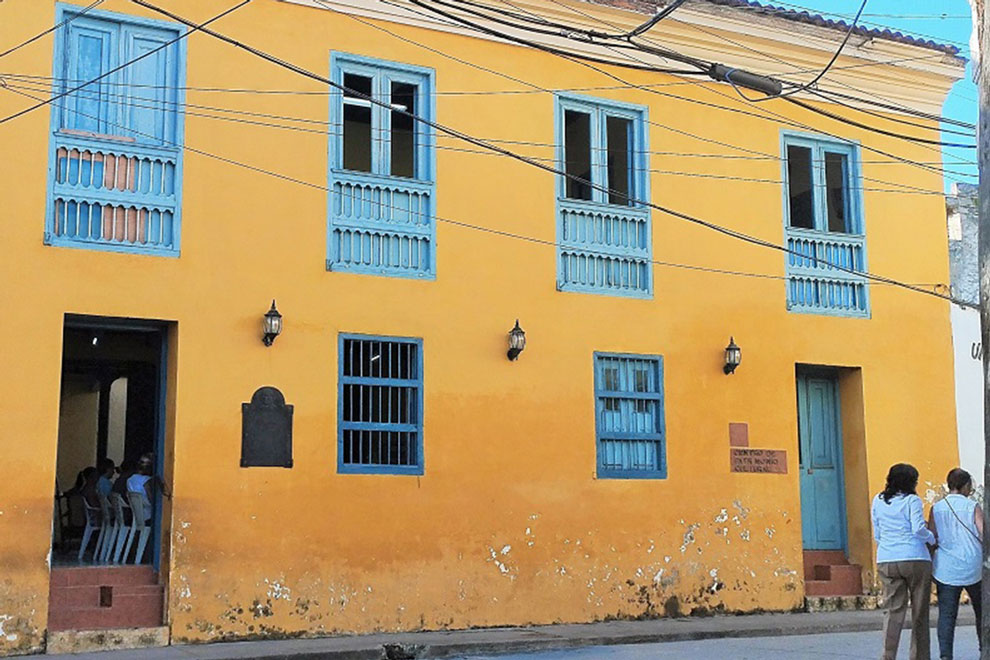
[329,1,977,184]
[4,76,948,195]
[0,0,105,60]
[743,0,869,103]
[6,81,960,299]
[0,0,254,127]
[417,0,977,171]
[118,0,964,303]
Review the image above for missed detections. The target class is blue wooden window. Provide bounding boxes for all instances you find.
[338,334,424,475]
[46,5,185,256]
[594,353,666,479]
[781,132,869,317]
[328,53,436,279]
[555,94,651,298]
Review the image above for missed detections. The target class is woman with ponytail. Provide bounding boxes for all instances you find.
[871,463,937,660]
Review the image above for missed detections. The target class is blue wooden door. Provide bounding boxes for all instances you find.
[797,373,846,550]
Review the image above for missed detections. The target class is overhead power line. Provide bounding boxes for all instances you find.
[4,81,956,297]
[0,0,254,126]
[0,0,104,59]
[119,0,961,304]
[334,0,978,180]
[1,76,949,195]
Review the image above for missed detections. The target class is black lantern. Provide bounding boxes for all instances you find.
[262,300,283,347]
[723,336,741,375]
[507,319,526,361]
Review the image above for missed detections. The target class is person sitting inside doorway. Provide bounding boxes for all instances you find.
[80,466,100,509]
[126,453,170,521]
[111,460,136,498]
[96,458,116,500]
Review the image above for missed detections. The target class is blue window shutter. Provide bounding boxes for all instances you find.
[327,53,437,280]
[47,7,185,257]
[594,353,666,479]
[555,94,652,299]
[781,132,869,318]
[120,26,177,144]
[62,21,117,133]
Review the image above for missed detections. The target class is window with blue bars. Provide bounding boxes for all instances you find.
[555,94,652,298]
[46,6,185,256]
[338,335,424,475]
[594,353,666,479]
[781,132,869,317]
[328,53,436,279]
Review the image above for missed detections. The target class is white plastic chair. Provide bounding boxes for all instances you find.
[92,495,112,563]
[98,494,120,562]
[77,499,102,562]
[123,491,151,565]
[111,494,132,563]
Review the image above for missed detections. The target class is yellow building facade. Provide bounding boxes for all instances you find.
[0,0,966,653]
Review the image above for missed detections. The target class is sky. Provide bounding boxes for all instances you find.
[774,0,978,191]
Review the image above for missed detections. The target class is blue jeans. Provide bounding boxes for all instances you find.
[935,579,982,659]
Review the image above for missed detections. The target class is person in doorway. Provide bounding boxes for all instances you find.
[111,460,136,498]
[929,468,983,660]
[872,463,937,660]
[79,466,100,509]
[95,458,116,500]
[126,453,170,521]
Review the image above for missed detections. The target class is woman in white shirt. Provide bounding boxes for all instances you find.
[929,468,983,660]
[872,463,937,660]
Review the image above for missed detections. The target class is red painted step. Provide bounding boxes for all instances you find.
[49,567,163,632]
[803,550,862,597]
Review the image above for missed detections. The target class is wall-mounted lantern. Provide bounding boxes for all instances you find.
[723,336,741,375]
[507,320,526,361]
[262,300,283,347]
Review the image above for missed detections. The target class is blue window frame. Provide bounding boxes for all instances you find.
[46,4,185,256]
[555,94,652,298]
[781,132,869,317]
[338,334,424,475]
[328,53,436,279]
[594,353,666,479]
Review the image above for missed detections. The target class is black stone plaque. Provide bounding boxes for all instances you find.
[241,387,293,468]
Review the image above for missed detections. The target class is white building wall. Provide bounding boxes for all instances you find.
[952,304,984,485]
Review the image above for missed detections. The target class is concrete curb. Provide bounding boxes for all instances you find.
[52,610,977,659]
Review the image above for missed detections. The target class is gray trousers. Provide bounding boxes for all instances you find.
[878,560,932,660]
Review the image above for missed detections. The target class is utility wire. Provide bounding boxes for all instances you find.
[329,1,977,183]
[0,0,254,126]
[415,0,976,173]
[5,77,947,194]
[6,81,957,297]
[120,0,961,303]
[5,71,972,167]
[0,0,104,59]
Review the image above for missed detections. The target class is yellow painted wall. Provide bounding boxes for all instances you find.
[0,0,961,652]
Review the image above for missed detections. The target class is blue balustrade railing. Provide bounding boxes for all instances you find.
[46,132,180,255]
[557,199,652,298]
[327,170,435,278]
[785,227,869,317]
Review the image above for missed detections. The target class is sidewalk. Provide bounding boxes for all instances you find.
[54,609,975,660]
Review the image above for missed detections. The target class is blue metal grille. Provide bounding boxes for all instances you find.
[339,336,423,474]
[594,353,665,479]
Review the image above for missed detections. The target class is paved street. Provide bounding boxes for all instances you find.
[461,628,981,659]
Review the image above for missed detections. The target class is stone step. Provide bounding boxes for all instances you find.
[805,563,864,597]
[802,550,849,580]
[50,566,157,587]
[48,584,163,631]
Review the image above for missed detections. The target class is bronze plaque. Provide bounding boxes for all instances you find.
[730,448,787,474]
[241,386,293,468]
